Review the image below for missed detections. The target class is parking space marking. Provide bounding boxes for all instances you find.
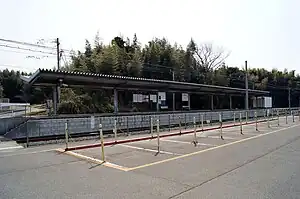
[202,136,238,140]
[161,139,217,147]
[55,148,130,171]
[126,124,300,171]
[119,144,183,156]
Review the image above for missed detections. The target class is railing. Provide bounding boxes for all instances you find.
[3,107,300,143]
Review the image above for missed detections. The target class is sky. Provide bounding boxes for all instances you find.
[0,0,299,73]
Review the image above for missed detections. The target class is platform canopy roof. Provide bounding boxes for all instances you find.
[21,69,269,96]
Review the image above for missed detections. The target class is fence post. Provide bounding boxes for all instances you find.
[233,112,236,125]
[285,109,288,124]
[126,116,129,136]
[156,119,160,154]
[255,111,258,131]
[114,119,117,142]
[99,124,105,162]
[184,113,187,129]
[65,122,68,150]
[150,117,153,137]
[168,114,171,131]
[201,114,204,131]
[179,116,182,135]
[240,112,243,135]
[267,111,270,128]
[292,110,295,122]
[245,111,248,124]
[277,109,279,126]
[219,113,223,140]
[193,117,197,146]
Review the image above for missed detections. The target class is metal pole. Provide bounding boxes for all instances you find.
[126,116,129,136]
[285,109,288,124]
[233,112,236,125]
[267,111,270,128]
[219,113,223,140]
[150,117,153,137]
[56,38,61,114]
[184,113,187,129]
[201,114,204,131]
[292,110,295,122]
[193,117,197,146]
[65,122,68,149]
[179,116,182,135]
[56,38,60,70]
[99,124,105,162]
[168,114,171,131]
[245,111,248,124]
[255,111,258,131]
[277,109,279,126]
[114,119,117,142]
[240,112,243,135]
[245,60,249,110]
[156,119,160,153]
[113,89,118,114]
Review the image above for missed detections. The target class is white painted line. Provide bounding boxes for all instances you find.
[204,136,238,140]
[161,139,217,147]
[161,139,191,144]
[119,144,183,156]
[128,124,300,171]
[56,149,129,171]
[0,145,23,151]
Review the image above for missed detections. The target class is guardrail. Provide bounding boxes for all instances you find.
[3,107,300,144]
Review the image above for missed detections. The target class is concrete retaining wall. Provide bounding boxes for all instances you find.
[4,108,298,139]
[0,117,27,135]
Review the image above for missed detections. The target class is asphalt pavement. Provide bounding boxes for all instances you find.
[0,117,300,199]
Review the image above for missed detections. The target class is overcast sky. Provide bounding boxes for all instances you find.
[0,0,299,73]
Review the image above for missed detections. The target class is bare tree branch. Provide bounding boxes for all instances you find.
[192,43,230,70]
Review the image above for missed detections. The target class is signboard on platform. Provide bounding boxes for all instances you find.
[150,94,157,102]
[182,93,189,102]
[158,92,166,101]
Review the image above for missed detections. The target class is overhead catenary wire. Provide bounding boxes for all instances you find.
[0,48,55,57]
[0,38,71,52]
[0,44,73,58]
[0,44,57,55]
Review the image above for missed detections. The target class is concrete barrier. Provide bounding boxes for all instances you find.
[3,107,299,140]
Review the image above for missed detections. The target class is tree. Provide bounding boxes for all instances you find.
[0,84,3,98]
[191,42,230,70]
[2,33,300,111]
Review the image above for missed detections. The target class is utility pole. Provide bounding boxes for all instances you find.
[56,38,60,70]
[54,38,61,115]
[172,71,175,111]
[245,60,249,110]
